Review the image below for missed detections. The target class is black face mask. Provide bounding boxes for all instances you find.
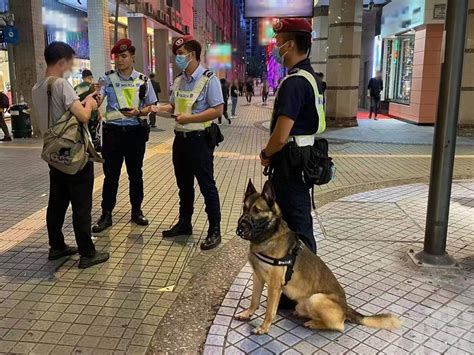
[236,212,271,241]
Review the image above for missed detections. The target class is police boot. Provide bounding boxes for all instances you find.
[92,211,112,233]
[131,210,149,226]
[200,225,221,251]
[162,218,192,238]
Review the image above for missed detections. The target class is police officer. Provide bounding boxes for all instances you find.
[260,19,326,254]
[156,35,224,250]
[93,39,158,233]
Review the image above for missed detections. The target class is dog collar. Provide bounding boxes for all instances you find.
[253,240,303,285]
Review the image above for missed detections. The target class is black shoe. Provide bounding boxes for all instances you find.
[162,218,192,238]
[48,245,78,260]
[78,252,110,269]
[131,210,149,226]
[278,293,297,310]
[227,118,231,124]
[0,136,12,142]
[200,227,221,250]
[92,211,112,233]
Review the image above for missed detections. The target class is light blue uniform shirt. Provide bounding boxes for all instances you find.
[100,69,158,126]
[170,65,224,114]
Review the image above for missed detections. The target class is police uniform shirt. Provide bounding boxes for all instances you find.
[170,65,224,114]
[100,69,158,126]
[272,58,324,136]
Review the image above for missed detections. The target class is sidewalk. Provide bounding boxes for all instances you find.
[0,101,472,354]
[204,182,474,355]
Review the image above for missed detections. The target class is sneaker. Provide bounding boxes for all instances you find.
[48,245,79,260]
[78,252,110,269]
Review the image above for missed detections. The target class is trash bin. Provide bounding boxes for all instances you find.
[10,103,32,138]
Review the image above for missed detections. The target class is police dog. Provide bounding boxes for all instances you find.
[235,180,401,335]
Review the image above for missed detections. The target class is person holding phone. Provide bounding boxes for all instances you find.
[92,39,158,234]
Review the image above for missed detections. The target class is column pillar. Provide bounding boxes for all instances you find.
[87,0,111,79]
[459,0,474,133]
[311,5,329,75]
[9,0,45,135]
[325,0,363,127]
[153,29,171,102]
[128,16,149,74]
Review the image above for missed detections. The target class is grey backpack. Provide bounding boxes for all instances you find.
[41,77,103,174]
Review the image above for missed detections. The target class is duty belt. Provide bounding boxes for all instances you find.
[288,135,315,147]
[174,130,206,138]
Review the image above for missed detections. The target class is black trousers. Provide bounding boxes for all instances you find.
[172,133,221,227]
[47,162,96,257]
[101,124,146,213]
[370,96,381,117]
[270,168,316,253]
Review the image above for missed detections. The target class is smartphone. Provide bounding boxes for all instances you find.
[119,108,133,113]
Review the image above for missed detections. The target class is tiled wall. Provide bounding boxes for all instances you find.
[389,24,443,124]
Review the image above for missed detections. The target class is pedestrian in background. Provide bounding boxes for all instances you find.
[0,90,11,142]
[238,80,244,96]
[245,78,254,104]
[261,79,269,105]
[149,73,161,128]
[230,79,239,118]
[218,78,231,125]
[368,70,383,120]
[74,69,101,151]
[316,72,327,105]
[32,41,109,268]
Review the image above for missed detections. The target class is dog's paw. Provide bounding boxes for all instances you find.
[252,325,269,335]
[234,310,252,321]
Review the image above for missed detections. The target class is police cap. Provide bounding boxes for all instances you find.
[273,18,312,35]
[172,35,194,55]
[111,38,133,55]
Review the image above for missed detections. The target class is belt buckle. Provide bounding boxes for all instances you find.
[182,131,188,138]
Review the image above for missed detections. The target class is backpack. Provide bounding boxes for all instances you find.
[0,92,9,109]
[41,77,103,175]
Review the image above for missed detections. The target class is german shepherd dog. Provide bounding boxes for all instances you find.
[235,180,401,335]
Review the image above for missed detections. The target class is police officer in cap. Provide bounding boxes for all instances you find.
[93,39,158,233]
[156,35,224,250]
[260,18,326,254]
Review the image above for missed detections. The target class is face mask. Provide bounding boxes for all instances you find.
[272,41,290,65]
[62,70,72,79]
[175,53,192,70]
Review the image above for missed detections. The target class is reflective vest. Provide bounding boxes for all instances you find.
[172,71,214,132]
[273,68,326,140]
[103,71,147,122]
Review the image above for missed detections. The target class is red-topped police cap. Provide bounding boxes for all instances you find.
[273,18,312,34]
[111,38,133,55]
[172,35,194,55]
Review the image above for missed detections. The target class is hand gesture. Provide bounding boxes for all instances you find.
[175,113,192,124]
[123,108,140,117]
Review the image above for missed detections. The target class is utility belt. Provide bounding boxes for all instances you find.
[266,137,335,188]
[103,119,150,142]
[174,123,224,149]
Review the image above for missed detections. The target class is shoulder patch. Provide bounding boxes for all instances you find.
[105,70,115,76]
[139,74,148,82]
[203,70,214,78]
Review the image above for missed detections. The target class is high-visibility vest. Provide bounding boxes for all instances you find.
[273,68,326,137]
[103,71,147,122]
[172,70,214,132]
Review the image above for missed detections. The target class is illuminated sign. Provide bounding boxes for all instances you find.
[381,0,425,37]
[245,0,314,18]
[207,44,232,70]
[259,18,275,46]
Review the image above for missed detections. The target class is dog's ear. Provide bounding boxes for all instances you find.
[245,179,257,200]
[261,180,275,207]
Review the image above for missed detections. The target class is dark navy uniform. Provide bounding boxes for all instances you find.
[270,58,325,253]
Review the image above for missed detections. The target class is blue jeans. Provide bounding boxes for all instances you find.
[231,96,238,116]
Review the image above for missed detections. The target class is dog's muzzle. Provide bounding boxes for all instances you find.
[236,213,270,240]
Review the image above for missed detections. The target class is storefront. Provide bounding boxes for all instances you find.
[380,0,446,124]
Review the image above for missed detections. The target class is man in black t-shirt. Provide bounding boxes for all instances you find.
[367,71,383,120]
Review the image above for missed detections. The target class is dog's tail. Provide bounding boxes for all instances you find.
[345,306,401,330]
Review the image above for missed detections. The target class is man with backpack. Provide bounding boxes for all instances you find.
[32,41,109,268]
[0,90,11,142]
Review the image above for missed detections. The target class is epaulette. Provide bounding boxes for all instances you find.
[203,70,215,78]
[105,70,115,76]
[288,68,300,75]
[138,74,148,82]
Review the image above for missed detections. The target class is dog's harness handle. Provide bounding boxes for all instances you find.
[253,240,303,286]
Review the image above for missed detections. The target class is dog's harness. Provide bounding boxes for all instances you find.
[253,240,303,286]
